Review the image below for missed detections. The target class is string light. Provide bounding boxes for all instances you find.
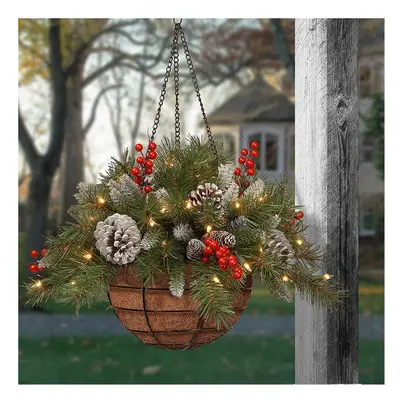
[212,276,221,284]
[97,197,106,206]
[88,216,95,221]
[185,201,192,210]
[71,281,76,286]
[160,207,167,214]
[83,252,93,261]
[296,239,303,246]
[206,225,212,233]
[282,275,289,282]
[161,241,167,247]
[259,247,264,254]
[235,201,241,209]
[33,281,42,288]
[148,218,156,227]
[243,262,251,272]
[323,273,333,280]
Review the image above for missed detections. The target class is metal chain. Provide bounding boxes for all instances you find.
[150,27,179,144]
[173,24,181,149]
[178,27,218,156]
[150,20,218,157]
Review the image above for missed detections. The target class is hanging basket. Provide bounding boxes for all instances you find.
[108,266,252,350]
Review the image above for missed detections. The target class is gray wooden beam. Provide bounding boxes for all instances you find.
[294,19,359,384]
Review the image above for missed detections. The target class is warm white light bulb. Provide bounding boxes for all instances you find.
[149,218,156,227]
[206,225,212,233]
[83,253,92,261]
[323,273,332,280]
[282,275,289,282]
[160,207,167,213]
[185,201,192,210]
[243,262,251,272]
[235,202,241,209]
[34,281,42,288]
[296,239,303,246]
[212,276,221,284]
[71,281,76,286]
[97,197,106,206]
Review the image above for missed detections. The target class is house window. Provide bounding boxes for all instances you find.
[214,133,235,162]
[362,136,374,163]
[245,130,282,174]
[360,207,376,236]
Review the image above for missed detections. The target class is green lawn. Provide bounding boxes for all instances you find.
[18,335,384,384]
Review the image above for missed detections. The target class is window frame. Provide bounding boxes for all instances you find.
[241,123,285,176]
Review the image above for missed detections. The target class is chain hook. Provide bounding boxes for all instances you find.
[173,18,182,25]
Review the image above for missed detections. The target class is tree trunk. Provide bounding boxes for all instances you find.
[20,164,52,300]
[58,67,84,224]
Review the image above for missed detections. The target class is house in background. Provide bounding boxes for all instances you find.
[206,20,384,241]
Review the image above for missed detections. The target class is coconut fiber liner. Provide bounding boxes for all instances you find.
[108,266,252,350]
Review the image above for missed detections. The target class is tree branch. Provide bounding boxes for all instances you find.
[18,107,39,169]
[82,84,122,136]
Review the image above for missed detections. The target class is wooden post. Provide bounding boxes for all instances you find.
[295,19,359,384]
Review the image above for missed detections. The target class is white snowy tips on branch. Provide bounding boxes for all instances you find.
[108,174,141,206]
[217,163,235,189]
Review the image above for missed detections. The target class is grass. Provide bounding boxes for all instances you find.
[18,335,384,384]
[19,232,384,316]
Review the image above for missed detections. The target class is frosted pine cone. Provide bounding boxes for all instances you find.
[186,239,206,260]
[229,216,248,230]
[209,231,237,249]
[94,213,141,265]
[267,229,296,265]
[189,183,223,211]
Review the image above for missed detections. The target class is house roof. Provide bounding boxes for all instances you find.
[208,75,294,125]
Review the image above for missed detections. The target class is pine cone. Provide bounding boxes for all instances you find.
[94,213,141,265]
[189,183,223,210]
[209,230,237,249]
[229,216,248,230]
[186,239,206,260]
[267,229,296,265]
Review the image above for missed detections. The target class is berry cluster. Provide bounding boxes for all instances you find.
[234,141,259,195]
[202,238,242,280]
[285,209,305,228]
[130,142,158,194]
[28,248,47,273]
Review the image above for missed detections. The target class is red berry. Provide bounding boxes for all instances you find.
[247,169,255,176]
[203,247,213,256]
[290,219,296,225]
[201,256,209,264]
[220,246,230,256]
[228,256,238,267]
[204,238,213,246]
[148,142,157,151]
[136,156,145,164]
[131,166,140,176]
[29,264,38,273]
[250,149,259,158]
[235,180,240,185]
[233,267,243,279]
[215,249,223,259]
[148,151,157,160]
[295,211,304,220]
[250,141,259,149]
[40,248,47,257]
[244,181,250,188]
[144,186,152,194]
[145,168,153,175]
[234,168,241,176]
[30,250,39,258]
[241,148,249,156]
[219,258,228,271]
[238,156,246,164]
[145,160,153,168]
[210,240,219,251]
[135,143,143,152]
[246,159,255,169]
[134,177,142,184]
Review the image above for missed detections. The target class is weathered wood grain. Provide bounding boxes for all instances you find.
[295,19,359,384]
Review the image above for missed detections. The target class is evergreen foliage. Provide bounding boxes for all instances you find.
[26,136,343,326]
